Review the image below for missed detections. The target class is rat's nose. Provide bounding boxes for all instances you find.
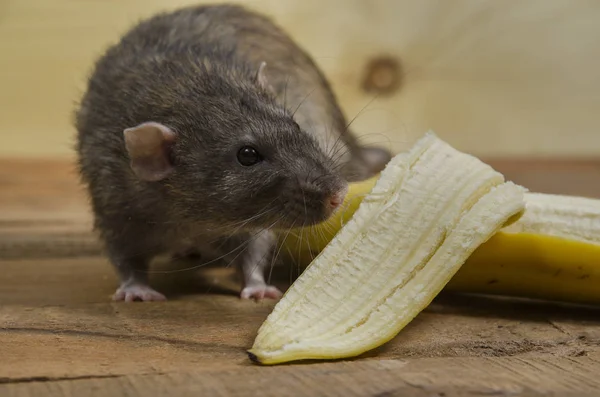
[327,189,347,211]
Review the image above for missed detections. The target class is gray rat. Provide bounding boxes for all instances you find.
[74,4,391,302]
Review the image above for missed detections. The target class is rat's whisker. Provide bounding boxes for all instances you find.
[283,74,291,111]
[297,220,308,280]
[325,126,348,160]
[191,196,282,251]
[227,200,279,228]
[283,238,299,286]
[291,87,317,118]
[148,214,286,274]
[328,139,353,160]
[342,94,380,136]
[267,219,296,286]
[328,147,353,169]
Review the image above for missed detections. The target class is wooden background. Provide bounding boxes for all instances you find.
[1,0,600,159]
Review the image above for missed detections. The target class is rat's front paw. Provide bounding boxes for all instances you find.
[240,284,283,300]
[113,284,167,302]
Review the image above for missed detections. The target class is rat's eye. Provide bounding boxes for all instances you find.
[237,146,262,166]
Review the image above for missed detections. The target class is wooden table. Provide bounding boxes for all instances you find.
[1,159,600,397]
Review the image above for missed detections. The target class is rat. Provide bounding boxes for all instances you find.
[74,4,392,302]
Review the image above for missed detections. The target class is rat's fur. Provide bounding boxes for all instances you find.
[74,4,391,301]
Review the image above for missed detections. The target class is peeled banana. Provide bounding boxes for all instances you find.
[249,132,525,365]
[281,177,600,305]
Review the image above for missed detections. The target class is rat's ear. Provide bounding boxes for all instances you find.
[123,122,176,182]
[359,147,393,174]
[255,61,274,93]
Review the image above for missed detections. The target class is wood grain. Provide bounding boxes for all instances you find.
[1,158,600,395]
[2,0,600,158]
[3,356,600,397]
[2,256,600,395]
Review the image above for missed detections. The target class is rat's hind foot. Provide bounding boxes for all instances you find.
[240,284,283,301]
[113,283,167,302]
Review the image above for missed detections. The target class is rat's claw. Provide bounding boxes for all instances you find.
[240,285,283,301]
[113,284,167,302]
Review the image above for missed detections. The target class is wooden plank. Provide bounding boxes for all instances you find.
[484,158,600,198]
[1,256,600,380]
[0,159,100,259]
[1,158,599,260]
[3,355,600,397]
[1,158,600,395]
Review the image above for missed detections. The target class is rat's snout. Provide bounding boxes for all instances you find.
[287,175,348,226]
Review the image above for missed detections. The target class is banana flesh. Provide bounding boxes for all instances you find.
[249,132,525,365]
